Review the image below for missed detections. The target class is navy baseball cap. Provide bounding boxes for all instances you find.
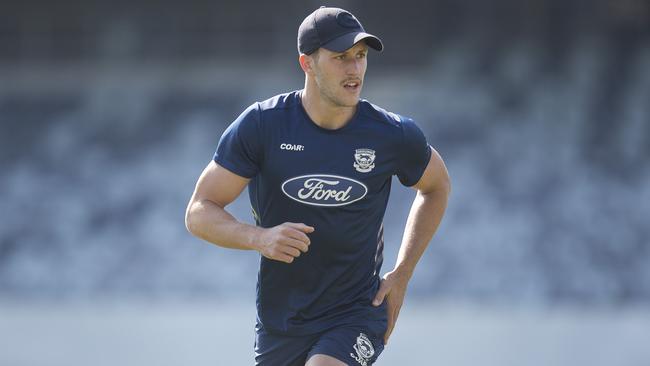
[297,7,384,55]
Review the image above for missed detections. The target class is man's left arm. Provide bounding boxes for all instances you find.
[372,146,451,344]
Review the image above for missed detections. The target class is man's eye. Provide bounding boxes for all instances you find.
[335,55,345,60]
[357,53,367,58]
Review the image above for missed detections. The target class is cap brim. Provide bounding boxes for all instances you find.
[321,32,384,53]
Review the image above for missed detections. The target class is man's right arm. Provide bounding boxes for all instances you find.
[185,161,313,263]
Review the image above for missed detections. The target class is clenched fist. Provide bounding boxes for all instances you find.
[255,222,314,263]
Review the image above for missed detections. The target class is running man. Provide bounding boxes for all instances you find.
[185,7,450,366]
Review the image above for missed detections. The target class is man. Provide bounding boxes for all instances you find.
[185,7,450,366]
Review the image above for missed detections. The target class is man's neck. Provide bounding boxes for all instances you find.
[300,86,357,130]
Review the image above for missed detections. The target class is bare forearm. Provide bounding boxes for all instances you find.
[185,199,262,251]
[393,188,449,279]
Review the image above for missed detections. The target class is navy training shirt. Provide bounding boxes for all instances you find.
[214,90,432,336]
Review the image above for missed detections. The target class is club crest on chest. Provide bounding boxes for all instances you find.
[353,148,376,173]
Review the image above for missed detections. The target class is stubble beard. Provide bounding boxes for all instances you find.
[315,73,359,109]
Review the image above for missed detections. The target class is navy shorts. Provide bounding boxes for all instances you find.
[254,319,387,366]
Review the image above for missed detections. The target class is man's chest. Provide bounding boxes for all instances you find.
[260,128,396,207]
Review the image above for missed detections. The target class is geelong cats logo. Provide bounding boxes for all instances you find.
[350,332,375,366]
[281,174,367,207]
[353,148,376,173]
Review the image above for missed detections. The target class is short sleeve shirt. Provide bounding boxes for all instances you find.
[214,91,431,335]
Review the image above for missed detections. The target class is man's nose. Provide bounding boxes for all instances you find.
[346,58,362,75]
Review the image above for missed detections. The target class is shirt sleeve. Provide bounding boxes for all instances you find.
[213,103,263,178]
[395,118,432,186]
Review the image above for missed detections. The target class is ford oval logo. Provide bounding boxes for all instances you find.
[281,174,368,207]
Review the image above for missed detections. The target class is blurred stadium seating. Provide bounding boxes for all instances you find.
[1,0,649,305]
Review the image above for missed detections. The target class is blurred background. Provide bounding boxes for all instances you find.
[1,0,649,365]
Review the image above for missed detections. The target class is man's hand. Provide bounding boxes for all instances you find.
[255,222,314,263]
[372,270,410,345]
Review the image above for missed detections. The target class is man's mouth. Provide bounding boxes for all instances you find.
[342,79,361,91]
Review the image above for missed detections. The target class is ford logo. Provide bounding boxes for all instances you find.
[281,174,368,207]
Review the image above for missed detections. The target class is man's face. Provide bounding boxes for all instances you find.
[309,41,368,108]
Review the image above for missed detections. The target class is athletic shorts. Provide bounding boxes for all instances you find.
[254,319,387,366]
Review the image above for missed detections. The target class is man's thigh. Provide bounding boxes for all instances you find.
[305,354,347,366]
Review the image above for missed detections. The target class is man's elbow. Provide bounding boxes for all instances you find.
[185,201,200,237]
[440,173,451,197]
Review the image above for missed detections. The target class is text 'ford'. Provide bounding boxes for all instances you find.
[281,174,368,207]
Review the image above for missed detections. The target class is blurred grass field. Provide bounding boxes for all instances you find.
[1,300,649,366]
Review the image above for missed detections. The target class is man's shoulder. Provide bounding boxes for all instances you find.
[358,99,412,128]
[257,91,301,113]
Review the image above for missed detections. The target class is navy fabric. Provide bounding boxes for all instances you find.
[254,325,318,366]
[214,90,431,336]
[307,322,386,365]
[297,7,383,54]
[255,319,386,366]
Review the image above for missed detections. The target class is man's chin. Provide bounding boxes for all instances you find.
[344,100,360,107]
[341,94,361,107]
[322,90,360,108]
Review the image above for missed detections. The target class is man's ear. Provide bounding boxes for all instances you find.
[299,54,313,74]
